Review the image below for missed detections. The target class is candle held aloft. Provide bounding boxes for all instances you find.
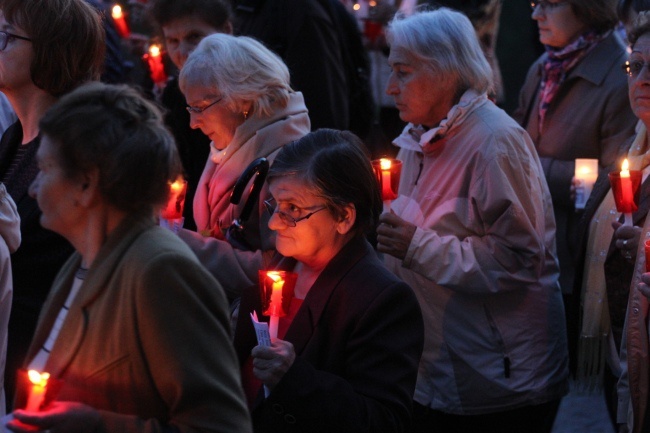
[145,44,167,86]
[609,158,642,227]
[25,370,49,412]
[111,4,130,39]
[371,158,402,212]
[161,178,187,220]
[258,270,297,340]
[574,158,598,209]
[380,159,393,201]
[621,159,634,226]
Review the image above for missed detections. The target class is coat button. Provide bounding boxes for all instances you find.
[284,414,296,424]
[272,404,284,414]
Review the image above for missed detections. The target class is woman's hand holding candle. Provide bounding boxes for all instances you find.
[251,339,296,390]
[9,402,101,433]
[612,221,641,261]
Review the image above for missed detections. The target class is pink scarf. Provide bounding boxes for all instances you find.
[538,31,607,132]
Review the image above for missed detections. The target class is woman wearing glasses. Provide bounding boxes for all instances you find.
[0,0,105,411]
[231,129,424,433]
[514,0,636,335]
[177,33,309,266]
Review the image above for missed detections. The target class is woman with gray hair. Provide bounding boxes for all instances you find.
[375,8,569,433]
[178,33,310,256]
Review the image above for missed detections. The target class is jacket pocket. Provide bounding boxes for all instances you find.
[484,305,510,378]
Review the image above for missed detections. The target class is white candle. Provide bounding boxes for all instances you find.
[267,273,284,339]
[621,159,634,226]
[574,158,598,209]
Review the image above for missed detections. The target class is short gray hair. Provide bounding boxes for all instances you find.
[387,7,492,95]
[179,33,292,117]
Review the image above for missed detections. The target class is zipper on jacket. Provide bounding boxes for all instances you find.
[484,305,511,379]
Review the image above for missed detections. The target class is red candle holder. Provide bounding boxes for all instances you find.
[363,19,383,45]
[161,178,187,220]
[371,158,402,202]
[258,270,297,339]
[608,170,642,213]
[645,239,650,272]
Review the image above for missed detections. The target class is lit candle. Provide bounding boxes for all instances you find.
[621,158,634,226]
[574,158,598,209]
[380,158,393,201]
[266,272,285,339]
[111,4,130,39]
[25,370,49,412]
[145,44,167,86]
[161,178,187,220]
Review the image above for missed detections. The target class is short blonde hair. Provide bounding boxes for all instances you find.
[180,33,292,117]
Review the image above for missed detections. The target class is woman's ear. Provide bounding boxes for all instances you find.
[78,168,100,207]
[336,204,356,235]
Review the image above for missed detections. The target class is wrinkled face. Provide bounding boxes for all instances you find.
[29,135,83,240]
[628,33,650,124]
[386,46,458,128]
[532,1,588,48]
[162,15,222,69]
[183,84,244,150]
[0,11,34,93]
[267,177,344,269]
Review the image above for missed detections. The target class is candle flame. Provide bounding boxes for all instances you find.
[149,44,162,57]
[578,166,591,175]
[27,370,50,387]
[111,4,123,19]
[369,0,377,6]
[353,3,361,11]
[266,271,282,282]
[622,158,630,172]
[169,178,185,192]
[380,158,392,170]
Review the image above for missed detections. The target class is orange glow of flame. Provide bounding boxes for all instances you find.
[622,158,630,176]
[111,4,123,20]
[27,370,50,387]
[379,158,392,171]
[149,44,162,57]
[353,3,361,11]
[170,178,184,192]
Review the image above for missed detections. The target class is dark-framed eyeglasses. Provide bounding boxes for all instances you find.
[186,96,223,114]
[623,60,650,78]
[263,197,327,227]
[0,31,32,51]
[530,0,568,11]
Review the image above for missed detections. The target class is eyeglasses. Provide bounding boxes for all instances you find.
[623,60,650,78]
[0,31,31,51]
[186,96,223,114]
[263,197,327,227]
[530,0,568,11]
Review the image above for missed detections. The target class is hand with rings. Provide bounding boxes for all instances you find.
[612,221,641,261]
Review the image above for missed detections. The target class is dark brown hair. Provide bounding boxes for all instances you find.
[0,0,105,96]
[268,129,382,238]
[40,82,182,214]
